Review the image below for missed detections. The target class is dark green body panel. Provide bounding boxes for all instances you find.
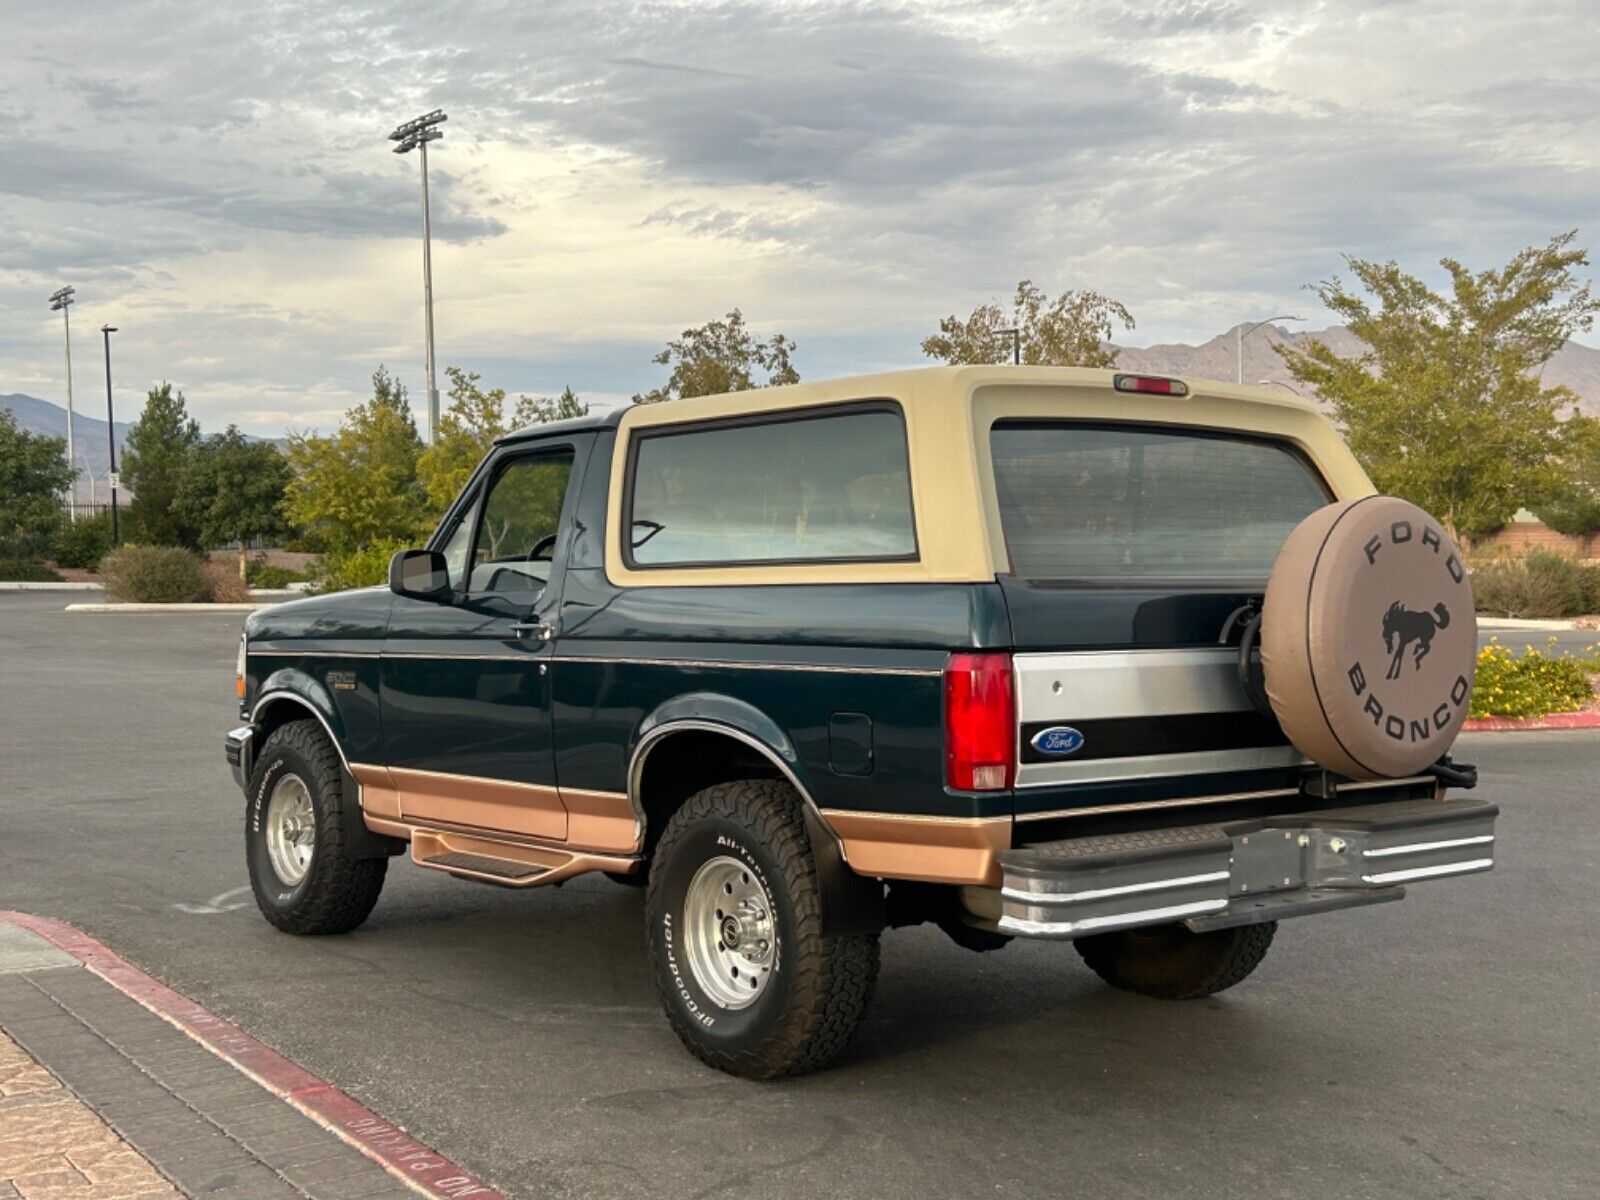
[244,587,392,764]
[238,422,1309,833]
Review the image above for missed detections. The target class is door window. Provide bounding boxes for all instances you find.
[467,451,575,596]
[436,492,479,589]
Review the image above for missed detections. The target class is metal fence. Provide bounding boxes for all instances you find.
[57,502,114,531]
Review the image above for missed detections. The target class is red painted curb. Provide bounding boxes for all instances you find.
[0,911,506,1200]
[1462,711,1600,732]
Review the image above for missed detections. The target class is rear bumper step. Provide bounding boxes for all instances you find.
[996,797,1497,939]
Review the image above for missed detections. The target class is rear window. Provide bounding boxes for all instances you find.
[626,404,917,567]
[990,422,1329,582]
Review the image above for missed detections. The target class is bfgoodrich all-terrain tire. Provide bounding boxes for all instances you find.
[246,719,387,935]
[1074,921,1276,1000]
[646,779,880,1078]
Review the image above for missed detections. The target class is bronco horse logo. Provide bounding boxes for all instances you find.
[1382,600,1451,679]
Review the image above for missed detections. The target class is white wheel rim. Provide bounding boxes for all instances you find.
[683,855,777,1010]
[265,774,316,887]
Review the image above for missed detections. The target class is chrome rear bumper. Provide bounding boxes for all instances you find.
[997,797,1497,939]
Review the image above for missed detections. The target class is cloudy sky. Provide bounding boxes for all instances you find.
[3,0,1596,436]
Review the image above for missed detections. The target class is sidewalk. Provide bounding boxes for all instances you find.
[1,1028,178,1199]
[0,917,503,1200]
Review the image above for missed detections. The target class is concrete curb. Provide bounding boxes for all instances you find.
[1,910,507,1200]
[1462,711,1600,732]
[64,602,269,613]
[0,581,102,591]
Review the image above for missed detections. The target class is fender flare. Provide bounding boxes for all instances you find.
[629,694,884,937]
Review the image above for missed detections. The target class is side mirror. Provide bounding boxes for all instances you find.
[389,549,451,601]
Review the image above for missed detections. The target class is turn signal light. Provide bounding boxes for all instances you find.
[944,652,1015,792]
[1113,373,1189,397]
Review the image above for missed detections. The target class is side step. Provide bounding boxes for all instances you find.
[420,851,549,884]
[410,828,639,889]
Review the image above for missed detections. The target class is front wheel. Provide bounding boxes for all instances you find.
[1074,921,1276,1000]
[646,780,880,1078]
[246,720,387,935]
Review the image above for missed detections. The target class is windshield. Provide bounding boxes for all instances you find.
[990,422,1330,583]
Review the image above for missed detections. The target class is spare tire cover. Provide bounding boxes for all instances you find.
[1261,496,1476,780]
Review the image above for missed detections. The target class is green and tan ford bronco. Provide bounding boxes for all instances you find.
[228,366,1495,1077]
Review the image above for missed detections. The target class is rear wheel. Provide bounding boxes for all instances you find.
[1074,921,1276,1000]
[646,779,880,1078]
[246,720,387,935]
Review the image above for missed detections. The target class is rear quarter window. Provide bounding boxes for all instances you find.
[625,404,917,567]
[990,422,1330,583]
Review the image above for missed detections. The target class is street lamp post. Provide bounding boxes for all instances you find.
[49,287,77,517]
[1236,314,1303,384]
[389,109,448,445]
[997,327,1021,365]
[102,325,121,545]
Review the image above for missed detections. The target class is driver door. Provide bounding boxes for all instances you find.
[380,438,588,839]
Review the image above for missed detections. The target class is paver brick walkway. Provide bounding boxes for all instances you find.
[0,1030,178,1199]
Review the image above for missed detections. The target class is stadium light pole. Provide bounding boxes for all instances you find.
[389,109,447,445]
[1236,314,1303,384]
[997,327,1021,365]
[49,286,78,517]
[102,325,121,545]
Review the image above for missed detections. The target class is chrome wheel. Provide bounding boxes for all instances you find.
[264,773,316,887]
[683,855,776,1010]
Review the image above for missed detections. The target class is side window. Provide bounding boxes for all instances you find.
[437,493,479,590]
[467,450,575,596]
[626,405,917,567]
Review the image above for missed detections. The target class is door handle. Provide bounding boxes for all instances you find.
[511,620,554,642]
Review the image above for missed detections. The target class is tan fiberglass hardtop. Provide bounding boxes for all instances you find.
[601,365,1377,590]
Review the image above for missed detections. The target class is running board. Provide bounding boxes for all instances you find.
[410,829,638,889]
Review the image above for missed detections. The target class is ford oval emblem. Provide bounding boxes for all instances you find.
[1030,726,1085,757]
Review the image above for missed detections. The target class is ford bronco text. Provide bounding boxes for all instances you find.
[228,367,1496,1077]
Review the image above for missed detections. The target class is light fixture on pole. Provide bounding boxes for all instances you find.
[1236,314,1303,384]
[102,325,122,546]
[49,286,78,517]
[389,108,447,445]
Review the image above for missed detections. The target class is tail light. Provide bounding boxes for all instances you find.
[236,632,247,701]
[944,652,1015,791]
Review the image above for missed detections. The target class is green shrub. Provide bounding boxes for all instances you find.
[1471,551,1585,618]
[1576,563,1600,615]
[311,538,409,594]
[245,557,307,589]
[100,546,209,603]
[0,557,62,582]
[1470,639,1595,719]
[51,511,115,570]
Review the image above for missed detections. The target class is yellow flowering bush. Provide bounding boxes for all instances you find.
[1469,639,1596,719]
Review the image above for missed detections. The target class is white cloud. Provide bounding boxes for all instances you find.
[1,0,1595,436]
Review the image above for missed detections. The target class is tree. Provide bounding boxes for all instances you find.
[0,410,74,558]
[1279,232,1599,542]
[417,367,511,512]
[513,385,587,428]
[633,309,798,403]
[173,427,292,579]
[1535,414,1600,537]
[121,383,201,547]
[282,367,427,553]
[921,281,1134,368]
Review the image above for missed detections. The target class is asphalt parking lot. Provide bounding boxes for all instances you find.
[2,590,1596,1199]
